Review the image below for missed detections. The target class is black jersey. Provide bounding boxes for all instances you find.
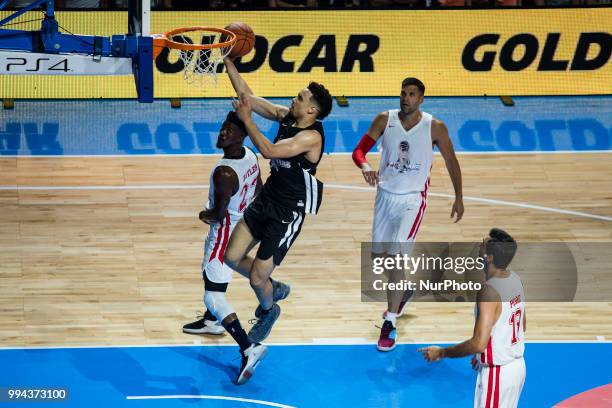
[261,114,324,214]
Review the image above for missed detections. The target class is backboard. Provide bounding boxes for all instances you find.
[0,0,154,102]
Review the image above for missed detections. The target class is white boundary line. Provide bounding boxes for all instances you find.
[125,395,296,408]
[125,395,295,408]
[331,151,612,156]
[1,183,611,222]
[0,184,211,191]
[1,150,612,158]
[326,184,612,222]
[1,339,610,351]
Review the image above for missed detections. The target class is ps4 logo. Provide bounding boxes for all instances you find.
[2,57,71,73]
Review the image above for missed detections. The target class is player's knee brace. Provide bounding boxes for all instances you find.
[203,290,235,322]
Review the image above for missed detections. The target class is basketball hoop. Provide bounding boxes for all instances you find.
[152,27,237,87]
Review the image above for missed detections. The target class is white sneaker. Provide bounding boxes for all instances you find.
[182,316,225,335]
[236,343,268,385]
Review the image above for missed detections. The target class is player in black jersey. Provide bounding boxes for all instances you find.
[223,56,333,345]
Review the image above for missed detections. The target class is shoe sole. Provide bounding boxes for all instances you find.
[182,327,225,335]
[377,343,397,352]
[236,346,268,385]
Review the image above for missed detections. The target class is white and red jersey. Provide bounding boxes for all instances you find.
[207,147,259,220]
[377,110,434,195]
[476,271,526,367]
[202,147,259,284]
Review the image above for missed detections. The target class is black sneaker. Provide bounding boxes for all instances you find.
[248,304,281,343]
[236,343,268,385]
[183,311,225,335]
[271,278,291,302]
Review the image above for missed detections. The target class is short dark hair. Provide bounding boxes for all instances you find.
[401,77,425,95]
[307,82,332,120]
[225,111,247,136]
[485,228,517,269]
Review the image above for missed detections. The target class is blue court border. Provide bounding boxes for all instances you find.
[2,342,611,407]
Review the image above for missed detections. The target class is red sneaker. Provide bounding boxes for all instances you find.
[377,320,397,352]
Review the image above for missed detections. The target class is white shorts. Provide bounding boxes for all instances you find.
[474,357,526,408]
[371,188,427,255]
[202,213,237,286]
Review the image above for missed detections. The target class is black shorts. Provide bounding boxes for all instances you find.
[243,193,306,266]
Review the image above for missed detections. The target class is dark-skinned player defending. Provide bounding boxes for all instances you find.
[182,111,266,385]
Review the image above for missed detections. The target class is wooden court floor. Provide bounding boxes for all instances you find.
[1,153,611,347]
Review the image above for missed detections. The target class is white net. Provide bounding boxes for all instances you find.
[167,30,235,88]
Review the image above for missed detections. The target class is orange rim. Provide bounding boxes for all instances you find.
[152,26,237,56]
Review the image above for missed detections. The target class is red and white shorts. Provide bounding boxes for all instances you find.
[202,213,236,285]
[474,357,526,408]
[371,188,428,255]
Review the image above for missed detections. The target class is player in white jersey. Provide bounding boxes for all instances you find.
[182,111,267,385]
[419,228,526,408]
[352,77,464,351]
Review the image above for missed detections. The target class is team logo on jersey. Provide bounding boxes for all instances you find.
[387,140,421,173]
[243,163,259,181]
[271,158,291,171]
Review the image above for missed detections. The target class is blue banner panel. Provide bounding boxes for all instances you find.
[1,96,611,156]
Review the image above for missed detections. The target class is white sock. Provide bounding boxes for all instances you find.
[385,312,397,327]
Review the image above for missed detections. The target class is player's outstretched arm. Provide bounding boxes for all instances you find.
[199,166,238,224]
[224,57,288,122]
[418,286,499,362]
[233,93,320,160]
[432,119,464,223]
[257,130,320,160]
[352,111,387,186]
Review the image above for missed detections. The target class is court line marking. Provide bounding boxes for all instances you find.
[0,185,208,190]
[2,150,612,158]
[326,184,612,223]
[1,339,610,351]
[125,395,295,408]
[1,183,611,223]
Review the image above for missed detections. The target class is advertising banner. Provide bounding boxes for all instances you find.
[0,9,610,98]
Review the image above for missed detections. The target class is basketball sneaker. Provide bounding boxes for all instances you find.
[377,320,397,352]
[382,289,415,319]
[271,278,290,302]
[236,343,268,385]
[182,311,225,335]
[247,304,281,343]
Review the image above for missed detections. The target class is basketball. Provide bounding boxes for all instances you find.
[224,22,255,58]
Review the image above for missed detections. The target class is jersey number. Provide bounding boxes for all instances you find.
[239,178,258,212]
[509,309,522,345]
